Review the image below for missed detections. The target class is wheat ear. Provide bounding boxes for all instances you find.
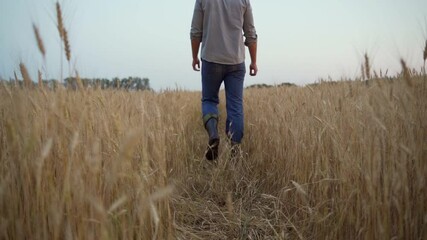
[63,29,71,62]
[364,53,371,80]
[14,71,19,86]
[33,24,46,58]
[38,70,43,88]
[19,63,32,88]
[423,40,427,63]
[75,71,84,90]
[56,2,71,62]
[361,64,365,80]
[56,2,64,39]
[423,40,427,75]
[400,59,412,87]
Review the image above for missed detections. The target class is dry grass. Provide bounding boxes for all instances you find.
[0,75,426,239]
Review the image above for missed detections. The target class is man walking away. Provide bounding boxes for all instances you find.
[190,0,258,160]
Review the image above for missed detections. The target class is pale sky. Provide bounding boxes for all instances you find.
[0,0,426,90]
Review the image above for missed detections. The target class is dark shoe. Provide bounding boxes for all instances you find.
[205,117,220,160]
[206,138,220,160]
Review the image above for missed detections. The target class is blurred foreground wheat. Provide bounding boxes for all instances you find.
[0,75,426,239]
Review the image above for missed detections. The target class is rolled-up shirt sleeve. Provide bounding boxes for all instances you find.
[243,0,257,46]
[190,0,203,41]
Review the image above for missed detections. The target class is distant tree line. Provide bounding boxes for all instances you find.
[1,76,151,91]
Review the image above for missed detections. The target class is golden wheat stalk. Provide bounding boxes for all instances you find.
[38,70,43,88]
[361,64,365,80]
[423,40,427,63]
[400,59,412,87]
[75,70,84,90]
[423,40,427,75]
[13,71,19,86]
[374,70,379,79]
[19,63,32,88]
[32,24,46,58]
[364,53,371,80]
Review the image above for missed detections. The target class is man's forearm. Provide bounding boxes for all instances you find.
[248,42,257,64]
[191,39,201,60]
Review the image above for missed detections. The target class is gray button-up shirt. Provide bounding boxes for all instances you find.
[190,0,257,65]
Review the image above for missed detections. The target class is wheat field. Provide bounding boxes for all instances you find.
[0,75,426,239]
[1,2,426,238]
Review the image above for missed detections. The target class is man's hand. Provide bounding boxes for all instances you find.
[250,62,258,76]
[191,39,202,71]
[192,58,200,71]
[247,42,257,76]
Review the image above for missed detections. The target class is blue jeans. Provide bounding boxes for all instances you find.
[201,60,246,143]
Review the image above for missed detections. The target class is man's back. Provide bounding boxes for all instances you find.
[191,0,257,64]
